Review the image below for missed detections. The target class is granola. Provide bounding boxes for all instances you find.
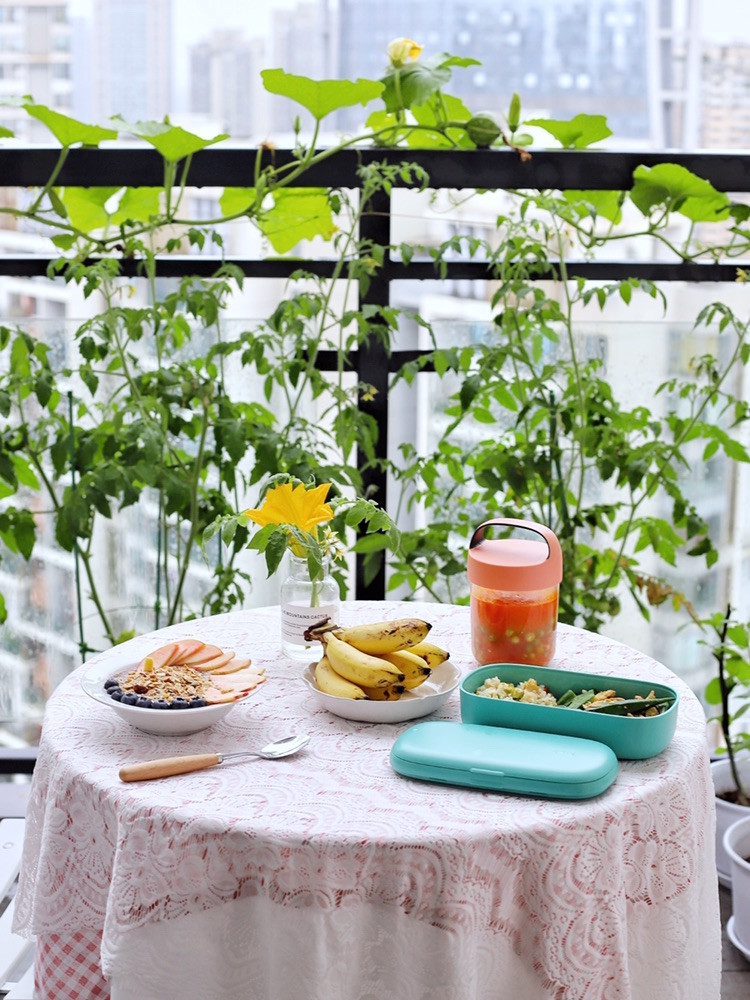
[117,662,209,702]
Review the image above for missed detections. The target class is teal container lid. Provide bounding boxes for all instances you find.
[460,663,679,760]
[391,720,618,800]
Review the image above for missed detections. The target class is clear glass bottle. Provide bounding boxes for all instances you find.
[279,554,340,661]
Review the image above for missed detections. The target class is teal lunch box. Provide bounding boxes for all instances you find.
[390,720,618,800]
[460,663,679,760]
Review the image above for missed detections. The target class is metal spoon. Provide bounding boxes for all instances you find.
[118,735,310,782]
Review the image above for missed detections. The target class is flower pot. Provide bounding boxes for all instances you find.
[723,815,750,959]
[711,756,750,887]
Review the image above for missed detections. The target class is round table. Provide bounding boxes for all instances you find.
[14,602,721,1000]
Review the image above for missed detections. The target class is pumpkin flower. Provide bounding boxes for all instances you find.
[244,481,333,534]
[387,37,423,67]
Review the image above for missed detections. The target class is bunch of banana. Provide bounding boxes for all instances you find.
[305,617,450,701]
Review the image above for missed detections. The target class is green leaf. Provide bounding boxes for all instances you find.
[260,70,383,121]
[705,676,722,705]
[219,188,257,217]
[110,187,161,225]
[110,117,228,162]
[630,163,730,221]
[24,103,118,147]
[409,93,475,149]
[58,187,119,232]
[0,125,13,138]
[525,114,612,149]
[51,234,77,250]
[563,190,623,223]
[381,58,449,113]
[258,188,335,254]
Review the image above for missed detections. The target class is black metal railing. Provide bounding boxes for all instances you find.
[0,146,747,598]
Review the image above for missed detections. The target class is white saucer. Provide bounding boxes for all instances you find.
[727,917,750,962]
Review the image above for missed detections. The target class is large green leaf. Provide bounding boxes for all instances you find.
[630,163,730,221]
[408,93,475,149]
[525,114,612,149]
[563,190,624,223]
[219,187,258,217]
[57,187,119,232]
[24,104,117,147]
[258,188,335,254]
[110,117,228,162]
[110,187,162,225]
[381,53,458,113]
[0,125,13,138]
[261,70,383,121]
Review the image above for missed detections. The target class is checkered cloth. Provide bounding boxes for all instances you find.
[36,931,109,999]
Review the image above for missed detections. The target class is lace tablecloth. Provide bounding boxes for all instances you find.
[14,602,721,1000]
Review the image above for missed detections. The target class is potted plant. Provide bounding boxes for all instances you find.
[701,605,750,888]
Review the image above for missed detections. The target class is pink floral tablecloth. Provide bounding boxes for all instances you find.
[14,602,721,1000]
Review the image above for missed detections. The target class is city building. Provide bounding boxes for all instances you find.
[701,41,750,148]
[189,31,267,139]
[90,0,172,124]
[0,0,72,138]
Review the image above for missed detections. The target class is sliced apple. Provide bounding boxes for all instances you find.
[182,643,224,665]
[191,650,236,673]
[204,674,265,704]
[203,686,242,704]
[170,638,207,663]
[210,656,252,675]
[138,642,179,671]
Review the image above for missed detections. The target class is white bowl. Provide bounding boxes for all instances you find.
[302,659,462,723]
[80,656,257,737]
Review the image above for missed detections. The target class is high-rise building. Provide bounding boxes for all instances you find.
[91,0,172,124]
[335,0,657,139]
[189,31,267,139]
[0,1,72,139]
[700,42,750,148]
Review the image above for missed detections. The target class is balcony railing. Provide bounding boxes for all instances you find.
[0,145,747,602]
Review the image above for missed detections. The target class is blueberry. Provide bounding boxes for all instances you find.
[135,697,153,709]
[152,699,170,710]
[169,698,190,710]
[188,698,207,708]
[120,693,139,706]
[104,678,118,690]
[109,688,124,701]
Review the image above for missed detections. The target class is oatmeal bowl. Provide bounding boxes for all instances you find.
[81,638,266,736]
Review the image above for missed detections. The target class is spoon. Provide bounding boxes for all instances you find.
[118,735,310,782]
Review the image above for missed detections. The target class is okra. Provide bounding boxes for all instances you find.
[584,696,675,716]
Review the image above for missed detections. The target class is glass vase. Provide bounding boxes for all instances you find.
[279,554,340,661]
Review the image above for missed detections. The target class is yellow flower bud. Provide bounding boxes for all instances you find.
[387,37,423,67]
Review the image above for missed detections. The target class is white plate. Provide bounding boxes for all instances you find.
[80,653,258,737]
[302,659,462,723]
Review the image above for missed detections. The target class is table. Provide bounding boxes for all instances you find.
[13,601,721,1000]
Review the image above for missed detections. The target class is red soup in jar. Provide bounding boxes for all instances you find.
[467,518,563,667]
[471,585,559,665]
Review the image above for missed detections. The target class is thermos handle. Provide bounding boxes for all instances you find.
[469,518,560,560]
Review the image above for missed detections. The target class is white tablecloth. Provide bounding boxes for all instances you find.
[14,601,721,999]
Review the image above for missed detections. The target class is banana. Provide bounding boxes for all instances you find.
[314,656,367,700]
[333,617,432,655]
[323,632,405,689]
[408,640,450,668]
[381,649,432,689]
[361,683,406,701]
